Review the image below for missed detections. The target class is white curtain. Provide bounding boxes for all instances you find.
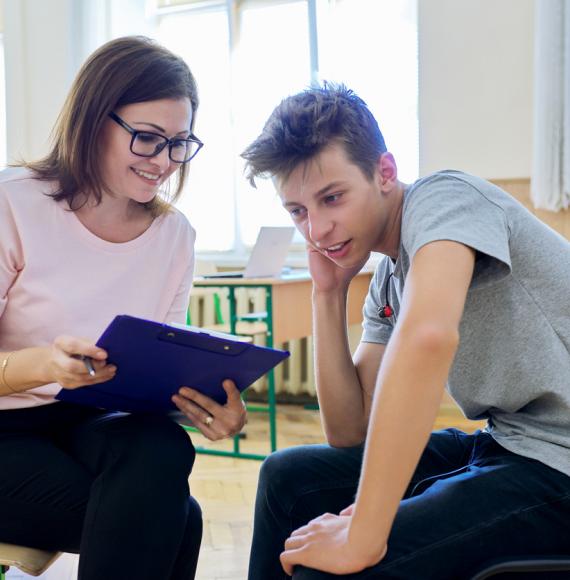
[532,0,570,211]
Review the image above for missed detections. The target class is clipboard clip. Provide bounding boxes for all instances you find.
[156,328,249,356]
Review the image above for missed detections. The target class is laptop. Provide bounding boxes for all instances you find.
[203,226,296,279]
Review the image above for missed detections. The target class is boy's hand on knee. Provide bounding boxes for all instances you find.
[280,512,386,576]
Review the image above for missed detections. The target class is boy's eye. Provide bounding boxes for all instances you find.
[290,207,305,218]
[324,193,340,203]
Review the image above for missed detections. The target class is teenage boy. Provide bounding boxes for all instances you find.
[241,84,570,580]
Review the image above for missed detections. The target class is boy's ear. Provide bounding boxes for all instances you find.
[376,152,398,190]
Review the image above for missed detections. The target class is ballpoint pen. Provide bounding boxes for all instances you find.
[82,356,96,377]
[73,354,96,377]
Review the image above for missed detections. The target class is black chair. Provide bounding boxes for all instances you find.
[470,556,570,579]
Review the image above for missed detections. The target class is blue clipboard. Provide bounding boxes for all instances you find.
[56,315,290,413]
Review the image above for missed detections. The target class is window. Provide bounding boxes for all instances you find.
[156,4,235,251]
[154,0,417,252]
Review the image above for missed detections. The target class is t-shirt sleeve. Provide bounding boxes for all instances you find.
[164,221,196,324]
[402,174,512,289]
[361,257,395,344]
[0,192,24,320]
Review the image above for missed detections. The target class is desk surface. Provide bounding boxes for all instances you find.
[195,271,313,286]
[194,270,373,345]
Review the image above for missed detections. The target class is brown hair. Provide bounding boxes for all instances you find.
[242,83,386,187]
[24,36,199,215]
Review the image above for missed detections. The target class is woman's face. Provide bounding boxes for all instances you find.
[99,97,193,205]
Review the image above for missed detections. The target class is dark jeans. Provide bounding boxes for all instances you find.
[0,401,202,580]
[248,429,570,580]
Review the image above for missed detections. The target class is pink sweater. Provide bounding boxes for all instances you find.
[0,168,196,409]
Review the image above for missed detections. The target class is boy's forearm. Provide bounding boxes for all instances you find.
[313,289,368,445]
[348,324,459,558]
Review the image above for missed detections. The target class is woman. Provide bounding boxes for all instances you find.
[0,36,246,579]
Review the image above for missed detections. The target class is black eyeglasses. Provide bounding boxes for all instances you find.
[109,111,204,164]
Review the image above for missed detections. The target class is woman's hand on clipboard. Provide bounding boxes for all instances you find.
[171,379,247,441]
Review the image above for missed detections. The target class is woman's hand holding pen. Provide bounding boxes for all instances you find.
[172,380,247,441]
[44,335,116,389]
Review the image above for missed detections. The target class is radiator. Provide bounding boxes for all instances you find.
[189,287,362,397]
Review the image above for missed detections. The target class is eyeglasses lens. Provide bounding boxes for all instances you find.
[132,133,197,163]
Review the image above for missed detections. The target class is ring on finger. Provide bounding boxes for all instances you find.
[204,415,214,426]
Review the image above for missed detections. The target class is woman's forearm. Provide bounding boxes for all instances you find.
[0,347,52,396]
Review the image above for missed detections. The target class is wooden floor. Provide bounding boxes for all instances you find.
[191,403,485,580]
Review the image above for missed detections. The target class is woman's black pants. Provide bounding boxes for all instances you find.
[0,401,202,580]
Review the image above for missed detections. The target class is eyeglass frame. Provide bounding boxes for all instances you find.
[108,111,204,164]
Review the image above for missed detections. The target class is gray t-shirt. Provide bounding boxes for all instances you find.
[362,170,570,476]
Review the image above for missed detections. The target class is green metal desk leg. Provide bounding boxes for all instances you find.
[267,367,277,452]
[227,287,242,455]
[265,286,277,452]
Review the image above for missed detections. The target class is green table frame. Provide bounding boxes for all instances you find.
[185,282,277,461]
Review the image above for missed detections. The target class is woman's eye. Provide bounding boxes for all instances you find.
[137,133,163,144]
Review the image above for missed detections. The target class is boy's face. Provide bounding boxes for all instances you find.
[277,142,392,268]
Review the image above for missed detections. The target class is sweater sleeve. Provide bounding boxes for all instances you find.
[0,190,25,320]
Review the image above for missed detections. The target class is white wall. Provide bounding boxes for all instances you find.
[4,0,77,162]
[418,0,534,179]
[3,0,150,164]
